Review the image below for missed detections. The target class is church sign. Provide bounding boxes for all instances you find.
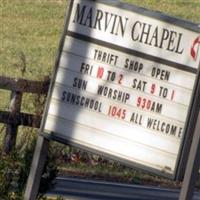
[41,0,200,179]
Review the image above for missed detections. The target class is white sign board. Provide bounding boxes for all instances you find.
[41,0,200,179]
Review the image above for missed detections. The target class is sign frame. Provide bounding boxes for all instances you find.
[40,0,200,180]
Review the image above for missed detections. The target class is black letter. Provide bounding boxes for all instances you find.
[62,91,67,101]
[93,9,103,30]
[73,4,86,24]
[175,33,184,54]
[131,21,141,41]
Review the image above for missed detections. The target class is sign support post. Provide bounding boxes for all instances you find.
[24,135,49,200]
[179,111,200,200]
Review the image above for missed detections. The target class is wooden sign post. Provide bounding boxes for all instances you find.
[24,136,49,200]
[179,111,200,200]
[25,0,200,199]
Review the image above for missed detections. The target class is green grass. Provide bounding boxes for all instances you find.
[0,0,67,80]
[0,0,200,192]
[1,0,200,80]
[124,0,200,23]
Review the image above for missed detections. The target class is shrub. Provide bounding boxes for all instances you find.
[0,134,58,200]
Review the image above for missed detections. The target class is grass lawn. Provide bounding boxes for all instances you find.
[1,0,200,80]
[1,0,199,103]
[125,0,200,23]
[0,0,67,80]
[0,0,200,191]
